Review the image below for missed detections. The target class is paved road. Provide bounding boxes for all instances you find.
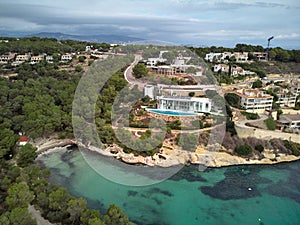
[124,55,145,90]
[235,114,268,128]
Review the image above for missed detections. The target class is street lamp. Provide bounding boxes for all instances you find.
[267,36,274,61]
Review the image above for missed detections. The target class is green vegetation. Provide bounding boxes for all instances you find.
[255,144,264,153]
[264,117,277,130]
[0,39,135,224]
[0,162,134,225]
[241,111,259,120]
[214,71,234,84]
[176,133,198,151]
[234,144,253,156]
[190,43,300,63]
[295,95,300,110]
[132,63,148,78]
[78,55,86,62]
[226,119,237,136]
[252,79,263,89]
[0,37,110,55]
[16,144,37,168]
[225,93,240,108]
[188,92,195,97]
[283,140,300,156]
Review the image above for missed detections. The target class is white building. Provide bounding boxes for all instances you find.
[213,64,229,73]
[279,114,300,131]
[146,51,168,66]
[233,52,248,62]
[205,52,233,63]
[30,55,44,64]
[291,80,300,94]
[157,96,212,113]
[235,89,273,113]
[61,54,73,61]
[144,85,156,99]
[276,90,297,108]
[46,55,53,62]
[205,53,223,62]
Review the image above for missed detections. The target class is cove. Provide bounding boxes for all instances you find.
[36,147,300,225]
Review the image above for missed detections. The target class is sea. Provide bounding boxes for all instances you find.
[36,147,300,225]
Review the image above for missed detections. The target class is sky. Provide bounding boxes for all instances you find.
[0,0,300,49]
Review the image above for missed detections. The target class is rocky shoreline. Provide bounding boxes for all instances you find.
[33,138,76,155]
[34,138,300,168]
[84,142,300,168]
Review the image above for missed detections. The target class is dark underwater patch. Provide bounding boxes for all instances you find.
[147,187,173,197]
[199,165,271,200]
[127,190,138,197]
[169,165,207,182]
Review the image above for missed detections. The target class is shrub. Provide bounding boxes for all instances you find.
[78,55,86,62]
[255,144,264,153]
[225,93,240,108]
[234,144,253,156]
[264,117,276,130]
[241,111,259,120]
[188,92,195,97]
[283,140,300,156]
[226,119,237,136]
[75,65,83,72]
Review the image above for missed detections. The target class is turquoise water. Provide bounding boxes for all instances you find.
[148,109,197,116]
[37,147,300,225]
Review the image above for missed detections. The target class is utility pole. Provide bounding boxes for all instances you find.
[267,36,274,61]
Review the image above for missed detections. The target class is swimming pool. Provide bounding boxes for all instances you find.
[148,109,197,116]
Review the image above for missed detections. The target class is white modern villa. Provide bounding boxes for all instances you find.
[157,96,212,113]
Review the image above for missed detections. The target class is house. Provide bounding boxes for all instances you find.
[30,55,44,64]
[0,53,15,63]
[231,65,246,76]
[205,52,224,62]
[291,80,300,94]
[157,96,212,113]
[279,114,300,131]
[16,54,30,62]
[252,52,268,61]
[234,89,273,113]
[46,55,53,62]
[276,89,297,108]
[85,45,93,52]
[213,64,229,73]
[233,52,248,62]
[205,52,234,63]
[61,54,73,61]
[18,135,29,146]
[146,51,168,66]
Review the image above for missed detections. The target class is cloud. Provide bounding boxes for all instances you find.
[275,33,300,39]
[0,0,299,48]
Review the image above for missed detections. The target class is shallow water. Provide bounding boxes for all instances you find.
[36,147,300,225]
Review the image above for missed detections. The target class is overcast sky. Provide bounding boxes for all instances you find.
[0,0,299,48]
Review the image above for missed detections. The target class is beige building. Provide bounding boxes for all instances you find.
[16,54,30,62]
[30,55,44,64]
[276,90,297,108]
[235,89,273,113]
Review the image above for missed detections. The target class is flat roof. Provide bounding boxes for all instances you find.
[281,114,300,122]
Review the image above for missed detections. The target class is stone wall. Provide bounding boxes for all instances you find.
[235,123,300,143]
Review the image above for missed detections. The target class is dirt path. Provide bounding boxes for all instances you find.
[28,205,54,225]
